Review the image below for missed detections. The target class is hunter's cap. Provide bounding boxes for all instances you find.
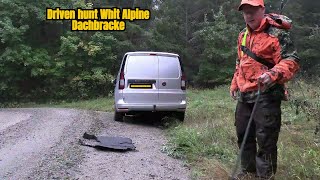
[238,0,265,11]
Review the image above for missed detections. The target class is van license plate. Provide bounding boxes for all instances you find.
[130,84,152,89]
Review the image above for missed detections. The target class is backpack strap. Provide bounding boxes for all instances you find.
[241,28,275,69]
[240,46,275,69]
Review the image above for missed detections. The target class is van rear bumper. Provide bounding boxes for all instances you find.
[115,99,186,112]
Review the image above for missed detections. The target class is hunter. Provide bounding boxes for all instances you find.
[230,0,300,179]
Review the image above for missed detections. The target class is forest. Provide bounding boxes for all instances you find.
[0,0,319,102]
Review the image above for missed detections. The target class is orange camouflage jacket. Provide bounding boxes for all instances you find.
[230,13,300,93]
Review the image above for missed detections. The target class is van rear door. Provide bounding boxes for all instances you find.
[123,55,159,104]
[158,56,184,104]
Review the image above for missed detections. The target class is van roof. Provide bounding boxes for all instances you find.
[125,51,179,57]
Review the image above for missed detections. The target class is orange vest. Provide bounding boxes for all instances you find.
[230,15,300,93]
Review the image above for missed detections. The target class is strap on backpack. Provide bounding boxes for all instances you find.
[240,45,275,69]
[241,28,275,69]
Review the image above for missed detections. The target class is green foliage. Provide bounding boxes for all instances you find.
[193,7,239,86]
[53,32,118,99]
[0,0,319,103]
[298,25,320,75]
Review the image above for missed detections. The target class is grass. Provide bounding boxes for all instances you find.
[15,79,320,180]
[19,97,114,112]
[163,81,320,180]
[163,86,238,179]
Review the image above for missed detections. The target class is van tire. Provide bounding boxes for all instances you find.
[114,112,124,122]
[175,112,185,122]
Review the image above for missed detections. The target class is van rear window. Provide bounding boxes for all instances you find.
[125,56,158,78]
[159,56,180,78]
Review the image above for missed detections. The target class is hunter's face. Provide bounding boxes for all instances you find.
[242,5,265,30]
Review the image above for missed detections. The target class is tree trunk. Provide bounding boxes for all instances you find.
[185,4,188,48]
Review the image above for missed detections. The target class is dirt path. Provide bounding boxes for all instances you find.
[0,108,190,180]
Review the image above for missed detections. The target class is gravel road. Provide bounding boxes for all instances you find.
[0,108,190,180]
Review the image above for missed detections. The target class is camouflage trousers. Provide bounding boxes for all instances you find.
[235,96,282,179]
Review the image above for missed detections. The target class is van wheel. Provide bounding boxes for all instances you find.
[175,112,185,122]
[114,112,124,122]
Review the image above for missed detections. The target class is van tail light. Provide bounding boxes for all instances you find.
[119,72,125,90]
[181,73,186,90]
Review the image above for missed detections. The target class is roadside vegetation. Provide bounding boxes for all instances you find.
[163,78,320,180]
[19,96,114,112]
